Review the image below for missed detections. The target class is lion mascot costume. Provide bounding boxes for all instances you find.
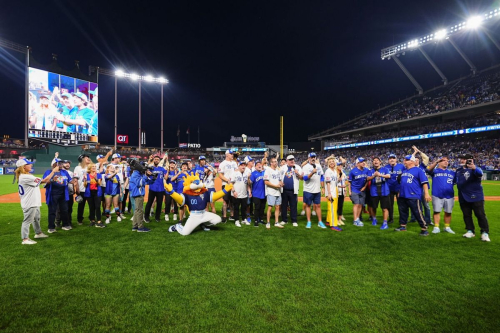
[164,174,232,235]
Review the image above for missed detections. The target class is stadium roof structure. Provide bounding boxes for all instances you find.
[381,7,500,94]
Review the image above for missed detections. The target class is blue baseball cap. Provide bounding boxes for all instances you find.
[16,159,33,167]
[112,153,121,159]
[199,155,206,160]
[308,152,317,158]
[225,149,233,155]
[404,155,416,161]
[239,161,247,166]
[51,158,62,165]
[96,154,104,159]
[388,154,397,159]
[355,157,365,164]
[73,92,88,102]
[244,156,253,163]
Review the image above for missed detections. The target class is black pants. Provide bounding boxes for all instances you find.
[232,197,248,221]
[48,193,69,229]
[247,197,254,216]
[77,196,88,223]
[56,194,74,226]
[121,189,130,212]
[281,189,298,222]
[164,193,178,214]
[398,197,427,229]
[253,197,266,222]
[145,189,164,221]
[388,191,400,222]
[88,190,102,222]
[459,200,489,234]
[338,194,345,216]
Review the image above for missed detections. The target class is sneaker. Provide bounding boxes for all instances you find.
[221,217,227,223]
[292,222,298,227]
[246,217,251,223]
[117,216,122,222]
[47,229,57,233]
[380,222,388,230]
[143,218,150,224]
[312,211,317,216]
[137,227,151,233]
[331,226,343,232]
[202,225,210,231]
[463,230,475,238]
[62,226,71,231]
[96,223,106,228]
[105,218,111,224]
[235,221,241,227]
[254,222,259,227]
[394,226,407,232]
[77,221,83,226]
[300,210,305,216]
[132,226,138,231]
[124,208,129,213]
[306,221,312,229]
[165,215,170,222]
[22,239,37,245]
[34,233,48,239]
[280,221,286,226]
[353,220,364,227]
[173,214,178,221]
[429,221,434,226]
[481,233,491,242]
[318,222,327,229]
[444,227,455,234]
[89,222,96,227]
[274,223,284,229]
[168,224,177,233]
[229,217,235,221]
[243,220,251,226]
[338,220,345,226]
[371,219,378,226]
[266,223,271,229]
[420,230,429,237]
[387,219,394,224]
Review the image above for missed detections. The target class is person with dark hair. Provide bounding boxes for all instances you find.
[279,155,302,227]
[74,153,91,225]
[249,160,266,227]
[366,157,391,230]
[144,155,167,223]
[386,154,405,224]
[83,163,106,228]
[44,159,72,233]
[164,160,179,221]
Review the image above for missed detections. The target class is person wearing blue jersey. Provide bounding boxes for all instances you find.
[366,157,391,230]
[192,156,207,180]
[103,164,123,224]
[279,155,302,227]
[43,159,72,233]
[249,160,266,227]
[427,156,456,234]
[164,160,179,222]
[129,161,154,232]
[172,162,190,221]
[348,157,369,227]
[395,155,431,236]
[144,155,167,223]
[386,154,404,224]
[455,154,490,242]
[83,163,106,228]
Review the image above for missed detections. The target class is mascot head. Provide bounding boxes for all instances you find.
[182,174,208,196]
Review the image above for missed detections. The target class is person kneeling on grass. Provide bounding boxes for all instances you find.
[129,160,155,232]
[15,159,52,245]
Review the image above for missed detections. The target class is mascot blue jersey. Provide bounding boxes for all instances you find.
[182,193,211,211]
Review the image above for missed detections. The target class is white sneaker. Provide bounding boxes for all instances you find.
[338,220,345,226]
[105,218,111,224]
[280,221,286,226]
[292,222,298,227]
[432,227,440,234]
[62,226,71,231]
[481,233,491,242]
[165,215,169,222]
[444,227,455,234]
[124,208,129,213]
[266,223,271,229]
[47,229,57,233]
[117,216,122,222]
[300,210,305,216]
[463,230,475,238]
[244,221,251,226]
[34,233,48,239]
[235,221,241,227]
[22,239,37,245]
[340,216,346,221]
[312,211,317,216]
[274,223,284,229]
[173,214,178,221]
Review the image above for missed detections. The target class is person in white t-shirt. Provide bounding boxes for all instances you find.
[74,153,91,225]
[15,159,53,245]
[244,156,255,222]
[301,152,326,229]
[263,157,284,230]
[218,150,237,222]
[229,161,251,227]
[324,157,342,232]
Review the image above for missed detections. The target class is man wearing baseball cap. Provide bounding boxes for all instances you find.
[386,154,405,224]
[243,156,255,222]
[279,154,302,227]
[394,155,431,236]
[55,92,94,134]
[302,152,326,229]
[164,160,179,221]
[218,149,237,222]
[144,155,167,223]
[455,153,490,241]
[348,157,369,227]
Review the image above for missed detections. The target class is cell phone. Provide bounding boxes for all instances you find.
[311,164,316,169]
[466,159,473,165]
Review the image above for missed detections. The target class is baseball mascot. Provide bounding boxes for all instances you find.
[165,174,232,235]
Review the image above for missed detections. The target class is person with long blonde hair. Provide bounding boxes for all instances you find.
[104,164,123,223]
[15,159,55,244]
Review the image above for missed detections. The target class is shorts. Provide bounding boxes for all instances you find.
[104,193,120,199]
[432,196,454,214]
[223,190,231,203]
[371,196,390,210]
[350,192,366,205]
[267,195,282,206]
[303,191,321,205]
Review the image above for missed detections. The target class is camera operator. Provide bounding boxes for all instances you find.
[144,155,167,223]
[455,154,490,242]
[129,160,154,232]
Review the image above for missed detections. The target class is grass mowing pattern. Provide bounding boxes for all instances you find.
[0,193,499,332]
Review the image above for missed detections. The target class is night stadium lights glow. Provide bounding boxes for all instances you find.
[381,8,500,59]
[114,69,169,84]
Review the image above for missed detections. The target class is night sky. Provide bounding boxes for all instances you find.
[1,0,499,148]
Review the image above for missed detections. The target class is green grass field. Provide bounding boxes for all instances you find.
[0,176,499,332]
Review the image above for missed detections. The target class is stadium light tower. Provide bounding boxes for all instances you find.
[381,7,500,92]
[113,69,169,152]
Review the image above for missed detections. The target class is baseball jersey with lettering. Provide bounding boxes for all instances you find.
[18,174,42,209]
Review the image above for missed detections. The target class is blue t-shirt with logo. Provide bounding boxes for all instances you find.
[149,166,166,192]
[386,163,405,193]
[367,167,390,197]
[399,167,429,199]
[428,168,455,199]
[348,167,369,194]
[183,193,210,211]
[283,166,294,191]
[250,170,266,199]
